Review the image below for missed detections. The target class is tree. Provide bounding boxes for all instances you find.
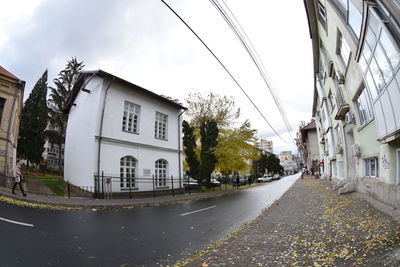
[185,92,240,128]
[215,120,259,176]
[47,57,84,173]
[182,120,200,180]
[251,152,283,177]
[199,120,219,187]
[295,121,307,165]
[18,70,49,166]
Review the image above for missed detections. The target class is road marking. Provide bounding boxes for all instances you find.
[0,216,34,227]
[180,205,217,216]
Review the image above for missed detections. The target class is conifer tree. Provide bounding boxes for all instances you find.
[18,70,49,166]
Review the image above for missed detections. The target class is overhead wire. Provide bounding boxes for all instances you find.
[209,0,295,145]
[160,0,292,144]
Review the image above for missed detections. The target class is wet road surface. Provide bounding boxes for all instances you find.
[0,173,300,266]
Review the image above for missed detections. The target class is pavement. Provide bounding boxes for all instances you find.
[183,175,400,267]
[0,182,259,210]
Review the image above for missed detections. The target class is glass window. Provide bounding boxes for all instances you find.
[365,157,379,178]
[318,1,327,31]
[356,88,373,126]
[369,57,385,91]
[379,28,400,70]
[0,98,5,125]
[122,101,140,133]
[155,159,167,187]
[365,70,378,99]
[348,1,362,38]
[154,112,168,140]
[338,32,351,67]
[120,156,136,188]
[374,43,393,83]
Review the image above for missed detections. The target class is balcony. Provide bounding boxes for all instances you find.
[334,87,349,120]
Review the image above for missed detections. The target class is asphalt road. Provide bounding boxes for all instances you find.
[0,173,300,267]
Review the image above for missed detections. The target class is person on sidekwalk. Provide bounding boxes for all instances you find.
[12,160,27,196]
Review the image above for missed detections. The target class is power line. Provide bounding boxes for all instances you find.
[160,0,292,144]
[209,0,295,145]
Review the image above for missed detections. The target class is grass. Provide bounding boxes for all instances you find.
[23,172,66,196]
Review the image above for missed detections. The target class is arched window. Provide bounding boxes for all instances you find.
[155,159,167,187]
[120,156,136,188]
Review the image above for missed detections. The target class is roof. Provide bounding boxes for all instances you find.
[300,120,316,142]
[64,69,187,113]
[0,65,20,80]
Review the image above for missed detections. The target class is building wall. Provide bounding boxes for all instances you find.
[0,73,24,177]
[64,75,183,191]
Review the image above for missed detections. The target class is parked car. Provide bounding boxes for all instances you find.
[272,174,281,180]
[239,176,248,185]
[210,178,221,187]
[183,178,199,189]
[257,174,273,183]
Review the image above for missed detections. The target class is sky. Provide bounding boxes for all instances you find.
[0,0,314,155]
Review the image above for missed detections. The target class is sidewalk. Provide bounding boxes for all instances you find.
[184,176,400,266]
[0,183,258,210]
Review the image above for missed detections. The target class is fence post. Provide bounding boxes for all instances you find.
[129,177,132,199]
[152,174,155,198]
[171,175,174,196]
[67,180,70,199]
[101,171,104,199]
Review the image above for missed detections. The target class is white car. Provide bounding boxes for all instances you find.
[257,174,273,182]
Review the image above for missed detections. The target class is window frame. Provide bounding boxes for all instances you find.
[120,156,137,189]
[155,159,168,188]
[154,111,168,140]
[0,97,5,126]
[122,101,141,134]
[355,87,373,127]
[317,1,328,32]
[364,157,379,178]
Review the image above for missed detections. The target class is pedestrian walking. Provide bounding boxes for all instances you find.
[236,175,240,189]
[12,160,26,196]
[248,176,252,185]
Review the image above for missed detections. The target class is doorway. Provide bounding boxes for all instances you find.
[346,130,356,181]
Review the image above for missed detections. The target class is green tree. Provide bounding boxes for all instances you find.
[199,120,219,187]
[185,92,239,128]
[18,70,49,166]
[215,120,259,176]
[47,57,84,173]
[182,120,200,180]
[251,152,283,177]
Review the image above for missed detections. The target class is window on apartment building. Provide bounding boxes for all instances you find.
[355,87,373,126]
[337,31,351,68]
[0,98,5,125]
[328,91,336,112]
[122,101,140,134]
[120,156,136,188]
[359,6,400,100]
[335,125,342,144]
[365,157,379,178]
[155,159,167,187]
[348,1,362,37]
[318,1,327,31]
[155,112,168,140]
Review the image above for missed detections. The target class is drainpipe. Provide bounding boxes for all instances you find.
[97,77,115,177]
[178,109,186,186]
[5,92,18,176]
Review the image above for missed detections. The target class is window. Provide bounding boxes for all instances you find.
[317,1,327,31]
[335,125,342,144]
[338,31,351,67]
[359,6,400,100]
[0,98,5,125]
[348,1,362,37]
[122,101,140,133]
[329,91,336,111]
[365,157,379,178]
[155,159,167,187]
[355,88,373,126]
[155,112,168,140]
[120,156,136,189]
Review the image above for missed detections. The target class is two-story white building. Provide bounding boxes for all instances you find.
[63,70,186,194]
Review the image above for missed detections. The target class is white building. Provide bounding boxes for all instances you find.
[63,70,186,194]
[258,138,273,154]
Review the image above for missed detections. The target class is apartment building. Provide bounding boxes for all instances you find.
[304,0,400,208]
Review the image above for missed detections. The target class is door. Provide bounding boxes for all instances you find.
[346,130,356,181]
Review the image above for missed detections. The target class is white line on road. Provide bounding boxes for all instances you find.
[180,205,217,216]
[0,216,34,227]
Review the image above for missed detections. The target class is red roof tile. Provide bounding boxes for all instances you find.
[0,65,19,80]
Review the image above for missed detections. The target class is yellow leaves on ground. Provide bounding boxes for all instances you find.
[0,195,81,210]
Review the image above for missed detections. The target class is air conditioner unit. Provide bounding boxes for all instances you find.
[345,112,355,124]
[335,144,343,154]
[351,144,361,157]
[336,71,345,84]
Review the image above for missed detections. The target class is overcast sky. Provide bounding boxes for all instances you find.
[0,0,314,155]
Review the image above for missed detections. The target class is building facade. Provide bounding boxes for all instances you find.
[304,0,400,208]
[0,66,25,177]
[300,120,320,173]
[258,138,273,154]
[63,70,186,193]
